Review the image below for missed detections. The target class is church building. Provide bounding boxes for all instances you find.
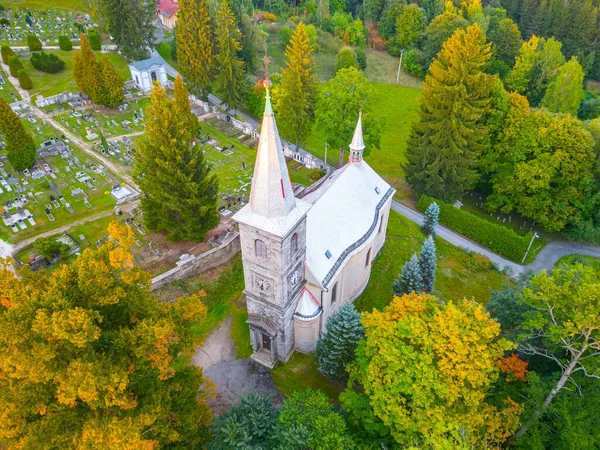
[233,88,395,368]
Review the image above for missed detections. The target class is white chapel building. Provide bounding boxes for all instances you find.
[233,88,394,368]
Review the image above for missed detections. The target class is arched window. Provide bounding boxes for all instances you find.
[331,282,338,305]
[291,233,298,253]
[255,239,267,259]
[379,214,385,234]
[365,248,371,268]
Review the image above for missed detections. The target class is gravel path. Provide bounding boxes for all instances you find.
[191,316,236,372]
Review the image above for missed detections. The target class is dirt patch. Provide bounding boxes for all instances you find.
[191,316,236,372]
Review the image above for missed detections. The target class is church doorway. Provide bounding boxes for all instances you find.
[151,71,157,82]
[261,334,271,351]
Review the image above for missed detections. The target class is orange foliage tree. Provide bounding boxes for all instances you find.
[345,292,523,448]
[0,222,211,448]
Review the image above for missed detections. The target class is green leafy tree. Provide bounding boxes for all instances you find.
[421,201,439,236]
[32,236,70,259]
[418,236,436,294]
[540,56,585,115]
[487,17,522,78]
[273,22,318,151]
[404,24,495,202]
[135,80,219,242]
[0,222,212,448]
[421,10,468,70]
[26,34,42,51]
[316,67,381,167]
[315,302,364,380]
[393,253,423,296]
[100,0,154,60]
[58,35,72,51]
[215,0,246,112]
[395,3,425,71]
[0,98,37,171]
[177,0,215,98]
[334,46,358,73]
[347,292,521,447]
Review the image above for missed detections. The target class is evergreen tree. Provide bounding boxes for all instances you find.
[315,302,364,380]
[395,3,425,66]
[173,75,198,134]
[177,0,215,98]
[135,82,219,242]
[97,55,124,108]
[72,34,101,101]
[273,22,318,151]
[0,98,37,171]
[418,236,436,294]
[334,46,358,73]
[404,24,494,202]
[100,0,154,60]
[422,201,439,236]
[393,254,423,296]
[7,55,23,77]
[215,0,246,112]
[421,11,468,70]
[1,45,16,64]
[540,56,584,116]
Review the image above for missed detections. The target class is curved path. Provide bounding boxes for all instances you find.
[391,201,600,275]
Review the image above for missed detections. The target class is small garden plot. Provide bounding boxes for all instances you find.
[0,8,95,46]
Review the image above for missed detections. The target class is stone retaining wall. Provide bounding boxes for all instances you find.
[150,231,241,290]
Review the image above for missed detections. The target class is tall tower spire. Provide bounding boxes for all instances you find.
[349,111,365,163]
[248,83,296,218]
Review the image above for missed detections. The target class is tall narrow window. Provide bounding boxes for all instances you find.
[255,239,267,259]
[331,282,338,305]
[365,249,371,268]
[379,215,385,234]
[291,233,298,253]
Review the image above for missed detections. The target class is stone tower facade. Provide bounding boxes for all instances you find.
[233,87,311,368]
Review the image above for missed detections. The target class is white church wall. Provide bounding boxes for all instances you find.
[294,314,321,353]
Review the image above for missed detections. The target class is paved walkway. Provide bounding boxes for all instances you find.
[391,201,600,275]
[191,316,236,372]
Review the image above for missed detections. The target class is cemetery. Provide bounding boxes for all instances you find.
[0,8,96,46]
[0,67,20,104]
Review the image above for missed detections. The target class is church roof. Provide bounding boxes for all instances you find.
[128,57,165,71]
[303,161,395,289]
[349,112,365,152]
[294,288,322,320]
[233,87,311,237]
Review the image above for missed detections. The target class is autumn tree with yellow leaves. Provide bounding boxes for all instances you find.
[0,222,212,448]
[342,292,523,449]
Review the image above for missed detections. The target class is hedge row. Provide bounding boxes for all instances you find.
[31,52,65,73]
[417,195,531,262]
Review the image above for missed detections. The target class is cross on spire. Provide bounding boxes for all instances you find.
[263,54,271,87]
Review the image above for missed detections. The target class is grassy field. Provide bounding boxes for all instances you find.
[7,0,92,13]
[156,42,178,70]
[18,50,130,99]
[556,254,600,271]
[0,67,21,103]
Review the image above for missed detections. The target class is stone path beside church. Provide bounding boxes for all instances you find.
[192,316,284,414]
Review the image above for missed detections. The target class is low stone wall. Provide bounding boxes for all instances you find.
[150,231,241,290]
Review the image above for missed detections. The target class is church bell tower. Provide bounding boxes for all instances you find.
[232,84,312,368]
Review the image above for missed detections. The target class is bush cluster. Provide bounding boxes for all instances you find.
[1,44,16,64]
[417,195,532,262]
[88,29,101,50]
[17,69,32,89]
[27,34,42,51]
[58,35,73,51]
[7,55,23,77]
[30,52,65,73]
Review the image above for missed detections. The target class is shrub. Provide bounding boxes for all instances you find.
[308,167,325,180]
[26,34,42,51]
[367,27,386,50]
[58,35,72,51]
[30,52,65,73]
[355,47,367,70]
[417,194,532,262]
[578,97,600,120]
[0,18,9,26]
[334,46,358,73]
[262,11,277,21]
[403,48,423,78]
[33,237,70,260]
[1,44,15,64]
[279,25,292,48]
[17,69,32,89]
[7,55,23,77]
[88,29,101,50]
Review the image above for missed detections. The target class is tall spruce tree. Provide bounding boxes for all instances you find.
[100,0,154,60]
[72,34,101,101]
[422,201,439,236]
[215,0,246,112]
[173,75,198,134]
[404,24,494,202]
[177,0,215,99]
[418,236,436,294]
[273,22,318,151]
[393,254,423,296]
[135,81,219,242]
[315,302,364,380]
[0,99,37,171]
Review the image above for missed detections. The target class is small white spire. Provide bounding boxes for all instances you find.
[349,111,365,163]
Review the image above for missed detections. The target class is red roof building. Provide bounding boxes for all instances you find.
[157,0,179,29]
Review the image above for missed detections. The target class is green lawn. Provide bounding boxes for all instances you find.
[355,210,510,314]
[556,255,600,271]
[7,0,92,13]
[0,67,21,104]
[19,50,130,99]
[156,42,178,70]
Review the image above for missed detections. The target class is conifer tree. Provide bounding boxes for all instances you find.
[98,55,124,108]
[72,34,101,101]
[215,0,246,112]
[404,24,494,202]
[315,302,365,379]
[418,236,436,294]
[135,82,219,242]
[273,22,318,151]
[177,0,215,99]
[422,201,439,237]
[173,75,198,134]
[393,254,423,296]
[541,56,585,116]
[0,98,37,171]
[100,0,154,60]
